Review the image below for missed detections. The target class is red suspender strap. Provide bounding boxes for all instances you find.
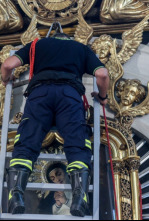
[83,95,90,111]
[29,38,39,81]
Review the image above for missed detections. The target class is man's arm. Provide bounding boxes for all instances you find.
[1,56,22,86]
[92,67,109,105]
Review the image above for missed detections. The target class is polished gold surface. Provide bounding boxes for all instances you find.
[74,6,93,45]
[0,22,149,47]
[101,119,141,220]
[92,15,149,65]
[18,0,96,26]
[126,157,141,220]
[0,0,23,34]
[114,172,122,220]
[100,0,149,24]
[0,82,6,125]
[91,15,149,129]
[116,79,149,118]
[21,14,41,46]
[0,2,148,219]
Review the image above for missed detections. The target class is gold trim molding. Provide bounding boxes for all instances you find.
[17,0,96,26]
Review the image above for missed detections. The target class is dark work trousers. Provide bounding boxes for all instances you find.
[12,84,92,168]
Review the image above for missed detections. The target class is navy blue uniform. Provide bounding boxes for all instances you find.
[11,38,104,172]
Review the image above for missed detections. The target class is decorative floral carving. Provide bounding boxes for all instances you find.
[121,202,133,220]
[18,0,95,26]
[126,157,140,172]
[121,179,131,200]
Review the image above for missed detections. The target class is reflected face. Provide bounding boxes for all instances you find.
[121,85,139,106]
[49,168,66,184]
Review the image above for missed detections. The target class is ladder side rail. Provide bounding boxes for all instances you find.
[0,50,15,217]
[93,77,100,220]
[1,214,92,220]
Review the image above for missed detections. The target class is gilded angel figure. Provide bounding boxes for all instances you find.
[74,10,149,123]
[91,15,149,120]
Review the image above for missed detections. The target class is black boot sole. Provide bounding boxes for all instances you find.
[11,205,25,215]
[70,205,86,217]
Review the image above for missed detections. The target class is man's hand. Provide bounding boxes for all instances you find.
[1,75,16,87]
[54,191,67,207]
[91,92,108,106]
[1,55,22,87]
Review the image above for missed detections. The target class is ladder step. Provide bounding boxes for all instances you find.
[6,153,94,161]
[1,214,92,220]
[4,182,93,192]
[8,124,18,130]
[6,153,67,161]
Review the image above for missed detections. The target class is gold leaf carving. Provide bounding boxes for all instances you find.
[91,15,149,126]
[117,14,149,64]
[21,14,41,46]
[74,7,93,45]
[38,0,74,11]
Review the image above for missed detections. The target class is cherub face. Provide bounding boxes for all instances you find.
[121,85,139,106]
[98,42,110,59]
[49,168,66,184]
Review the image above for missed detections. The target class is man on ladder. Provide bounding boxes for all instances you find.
[1,28,109,217]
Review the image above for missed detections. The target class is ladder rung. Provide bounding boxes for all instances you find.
[6,153,67,161]
[0,214,92,220]
[4,182,93,192]
[8,124,18,130]
[6,153,94,161]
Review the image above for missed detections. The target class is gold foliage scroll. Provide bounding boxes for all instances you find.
[74,6,93,45]
[100,0,149,24]
[18,0,96,26]
[0,0,23,34]
[91,15,149,125]
[21,14,41,46]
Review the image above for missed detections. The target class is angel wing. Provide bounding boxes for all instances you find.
[74,8,93,45]
[124,82,149,117]
[118,14,149,64]
[21,14,41,46]
[106,40,122,114]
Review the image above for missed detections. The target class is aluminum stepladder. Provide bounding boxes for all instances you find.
[0,50,100,220]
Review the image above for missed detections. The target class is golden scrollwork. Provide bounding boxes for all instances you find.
[121,202,133,220]
[18,0,96,26]
[121,179,131,200]
[100,118,140,220]
[0,0,23,33]
[21,14,41,46]
[74,1,93,45]
[126,156,140,172]
[91,15,149,127]
[100,0,149,24]
[0,82,6,125]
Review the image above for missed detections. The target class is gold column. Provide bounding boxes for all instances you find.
[113,160,122,220]
[126,157,141,220]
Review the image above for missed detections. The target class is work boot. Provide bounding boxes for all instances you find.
[7,166,30,214]
[69,168,90,217]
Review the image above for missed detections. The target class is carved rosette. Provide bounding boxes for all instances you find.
[18,0,96,26]
[121,202,133,220]
[112,160,122,174]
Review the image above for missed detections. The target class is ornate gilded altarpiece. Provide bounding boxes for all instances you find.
[0,0,149,220]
